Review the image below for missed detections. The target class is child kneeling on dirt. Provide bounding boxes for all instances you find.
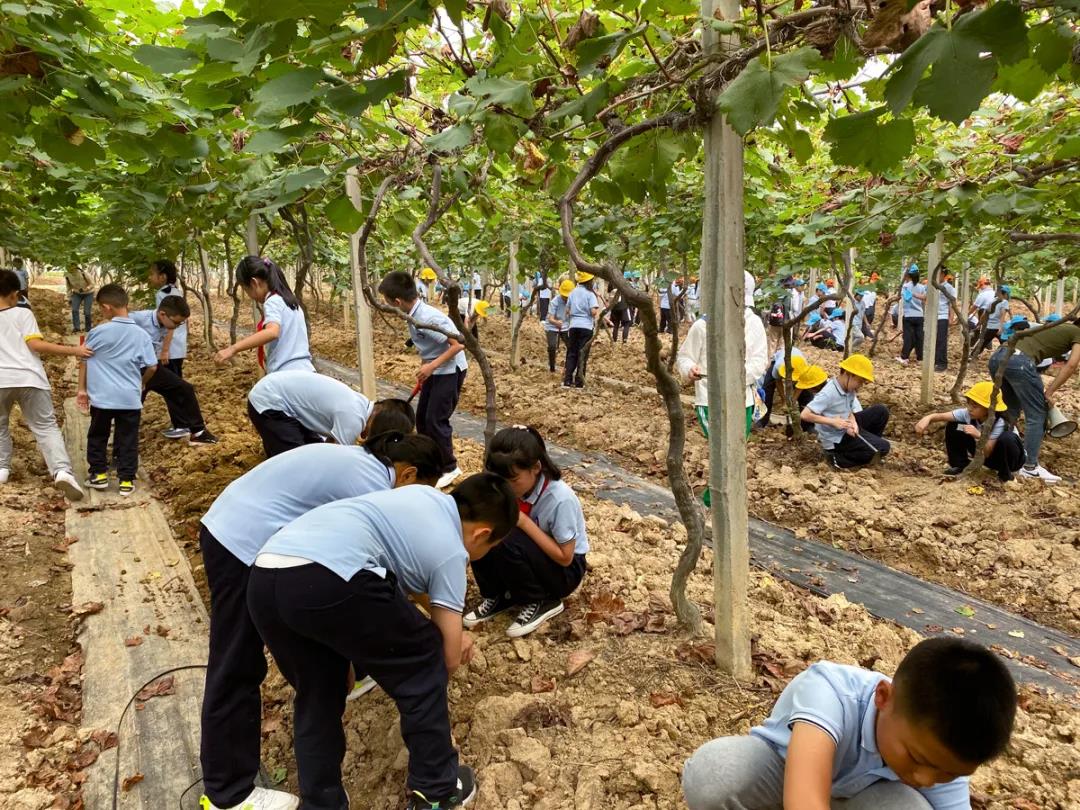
[682,637,1016,810]
[914,381,1024,481]
[247,475,518,810]
[465,425,589,638]
[801,354,890,469]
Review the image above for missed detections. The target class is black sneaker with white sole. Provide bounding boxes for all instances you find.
[462,595,513,629]
[405,764,476,809]
[506,600,564,638]
[189,429,219,445]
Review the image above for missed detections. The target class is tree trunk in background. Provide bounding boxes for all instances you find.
[225,232,240,345]
[509,239,523,370]
[196,239,218,351]
[280,204,314,322]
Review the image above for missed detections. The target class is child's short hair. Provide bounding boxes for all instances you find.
[96,284,128,308]
[893,638,1016,764]
[485,425,561,482]
[451,472,518,541]
[0,269,19,296]
[365,432,442,484]
[367,399,415,438]
[151,259,178,285]
[158,296,190,318]
[378,270,419,303]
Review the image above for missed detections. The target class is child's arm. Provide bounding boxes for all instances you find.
[515,511,576,566]
[800,406,855,435]
[429,607,474,674]
[1045,345,1080,405]
[141,365,158,387]
[159,329,173,364]
[26,338,92,359]
[914,410,957,436]
[783,723,836,810]
[77,359,90,413]
[214,323,279,364]
[418,338,464,383]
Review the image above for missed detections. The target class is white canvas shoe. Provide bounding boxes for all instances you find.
[0,468,9,484]
[199,786,300,810]
[436,467,462,489]
[1018,465,1061,484]
[53,470,84,501]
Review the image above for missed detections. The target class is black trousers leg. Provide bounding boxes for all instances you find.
[659,307,670,334]
[145,366,205,432]
[417,370,464,472]
[935,319,949,369]
[247,401,321,458]
[620,317,631,342]
[199,528,268,807]
[537,298,549,322]
[944,421,975,469]
[563,328,590,387]
[545,331,559,372]
[901,318,924,360]
[831,405,891,468]
[166,358,184,377]
[112,409,141,480]
[86,407,113,476]
[758,366,777,428]
[471,527,587,604]
[578,332,595,385]
[248,566,457,806]
[986,431,1024,480]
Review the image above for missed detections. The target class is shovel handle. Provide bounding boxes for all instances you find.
[407,381,423,404]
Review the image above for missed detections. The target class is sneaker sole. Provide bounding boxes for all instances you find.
[86,482,109,490]
[346,678,379,702]
[53,478,84,501]
[119,489,134,497]
[506,603,565,638]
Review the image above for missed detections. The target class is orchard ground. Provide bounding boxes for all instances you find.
[0,287,1074,808]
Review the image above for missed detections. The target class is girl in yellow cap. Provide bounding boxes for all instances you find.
[801,354,891,468]
[914,381,1024,480]
[544,280,574,373]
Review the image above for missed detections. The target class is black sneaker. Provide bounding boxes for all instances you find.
[462,595,513,629]
[406,765,476,809]
[189,429,219,445]
[506,600,564,638]
[944,466,964,476]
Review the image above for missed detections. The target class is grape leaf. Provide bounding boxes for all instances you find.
[483,113,524,153]
[716,48,823,135]
[245,129,291,154]
[824,108,915,173]
[425,124,474,153]
[252,67,324,112]
[466,75,535,117]
[994,58,1049,103]
[133,44,200,75]
[325,194,365,233]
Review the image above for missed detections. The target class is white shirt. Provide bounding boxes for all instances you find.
[675,311,768,407]
[0,307,50,390]
[973,288,995,311]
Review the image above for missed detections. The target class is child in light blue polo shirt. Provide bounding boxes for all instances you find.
[246,474,518,810]
[77,284,158,495]
[563,274,600,388]
[149,259,187,376]
[465,426,589,638]
[683,637,1017,810]
[544,280,572,373]
[802,354,891,469]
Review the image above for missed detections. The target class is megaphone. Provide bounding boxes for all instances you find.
[1046,406,1077,439]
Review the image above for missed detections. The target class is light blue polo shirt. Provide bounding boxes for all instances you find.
[952,409,1006,441]
[155,284,187,358]
[248,370,372,446]
[201,444,395,566]
[769,347,805,380]
[262,293,315,374]
[84,317,157,410]
[130,309,168,354]
[407,300,468,376]
[986,299,1009,330]
[567,286,598,330]
[902,282,926,317]
[807,379,862,450]
[830,318,847,344]
[937,282,956,321]
[751,662,970,809]
[545,295,568,333]
[522,475,589,556]
[258,487,468,612]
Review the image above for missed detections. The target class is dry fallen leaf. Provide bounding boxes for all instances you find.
[566,649,595,676]
[135,675,175,701]
[648,691,683,708]
[121,772,144,792]
[73,601,104,616]
[530,676,556,694]
[1007,630,1025,639]
[124,636,143,647]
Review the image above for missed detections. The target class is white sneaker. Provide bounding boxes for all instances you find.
[346,675,378,702]
[53,470,84,501]
[0,468,9,484]
[1018,465,1061,484]
[895,357,908,365]
[199,786,300,810]
[436,467,462,489]
[162,427,191,439]
[506,600,564,638]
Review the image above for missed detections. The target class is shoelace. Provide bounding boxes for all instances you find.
[517,603,540,622]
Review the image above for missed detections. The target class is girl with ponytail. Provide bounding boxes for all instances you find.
[214,256,314,374]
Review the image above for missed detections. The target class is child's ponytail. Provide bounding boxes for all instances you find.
[485,425,561,482]
[235,255,300,310]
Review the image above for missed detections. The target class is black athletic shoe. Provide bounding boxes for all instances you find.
[462,595,513,629]
[944,466,964,476]
[189,429,219,445]
[506,599,564,638]
[405,765,476,809]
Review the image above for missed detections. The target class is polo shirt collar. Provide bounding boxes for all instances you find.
[522,473,548,506]
[860,688,882,758]
[112,316,135,324]
[408,300,422,318]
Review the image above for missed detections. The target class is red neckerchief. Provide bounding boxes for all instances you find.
[519,476,550,517]
[256,293,277,370]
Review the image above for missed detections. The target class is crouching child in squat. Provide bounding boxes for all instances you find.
[801,354,890,469]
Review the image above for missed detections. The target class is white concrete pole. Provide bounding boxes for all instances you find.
[346,168,378,400]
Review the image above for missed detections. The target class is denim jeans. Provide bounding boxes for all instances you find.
[70,292,93,331]
[989,347,1047,466]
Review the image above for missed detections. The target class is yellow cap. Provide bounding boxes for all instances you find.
[838,353,874,382]
[419,268,437,281]
[965,381,1007,411]
[777,356,809,379]
[795,365,828,390]
[575,271,594,283]
[473,300,490,318]
[559,279,576,297]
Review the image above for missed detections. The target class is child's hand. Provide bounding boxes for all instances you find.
[460,632,476,666]
[417,362,437,383]
[76,390,90,414]
[158,353,169,365]
[688,365,704,381]
[841,416,859,436]
[914,416,931,435]
[74,345,93,359]
[213,347,234,365]
[963,424,981,438]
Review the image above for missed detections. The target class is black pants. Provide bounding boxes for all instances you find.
[758,370,814,430]
[472,527,587,605]
[901,317,924,360]
[537,297,550,322]
[659,307,672,334]
[87,407,140,479]
[199,528,267,807]
[165,358,184,377]
[247,565,456,809]
[144,365,205,432]
[417,369,465,472]
[944,422,1024,481]
[934,319,949,369]
[563,328,592,387]
[545,330,567,372]
[971,327,999,357]
[247,401,322,458]
[610,310,630,342]
[810,335,842,352]
[865,307,875,325]
[829,405,891,468]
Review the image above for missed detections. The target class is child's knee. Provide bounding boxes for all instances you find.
[839,780,932,810]
[682,737,772,810]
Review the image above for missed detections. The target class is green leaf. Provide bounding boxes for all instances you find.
[252,67,324,112]
[994,58,1049,103]
[955,605,975,618]
[466,75,534,117]
[37,129,106,170]
[134,44,200,75]
[716,48,823,135]
[1029,24,1074,74]
[246,129,292,154]
[425,124,474,153]
[325,194,365,233]
[819,35,861,82]
[1056,136,1080,160]
[547,80,618,122]
[444,0,466,25]
[575,26,644,75]
[592,177,623,206]
[824,108,915,173]
[483,114,524,153]
[896,213,926,236]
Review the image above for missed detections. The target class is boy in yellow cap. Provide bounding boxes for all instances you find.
[801,354,891,468]
[756,350,806,429]
[914,381,1024,480]
[544,280,574,373]
[563,273,599,388]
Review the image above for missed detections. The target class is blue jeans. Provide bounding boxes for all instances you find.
[989,347,1046,466]
[70,292,93,331]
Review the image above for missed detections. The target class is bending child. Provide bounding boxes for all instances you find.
[683,637,1016,810]
[464,426,589,638]
[915,381,1024,481]
[801,354,891,469]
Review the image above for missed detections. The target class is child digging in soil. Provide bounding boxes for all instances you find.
[914,381,1024,481]
[77,284,159,496]
[682,637,1017,810]
[463,425,589,638]
[246,474,518,810]
[801,354,891,469]
[379,270,468,489]
[196,431,443,810]
[0,269,87,499]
